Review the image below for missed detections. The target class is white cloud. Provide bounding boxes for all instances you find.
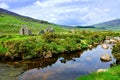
[0,2,9,9]
[11,0,120,25]
[34,1,48,7]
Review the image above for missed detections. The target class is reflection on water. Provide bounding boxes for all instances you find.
[18,44,115,80]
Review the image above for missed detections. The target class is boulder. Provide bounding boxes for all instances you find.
[102,44,109,49]
[97,69,107,73]
[100,54,112,62]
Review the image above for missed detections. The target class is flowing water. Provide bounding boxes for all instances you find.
[0,44,116,80]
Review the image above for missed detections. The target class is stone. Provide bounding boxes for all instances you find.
[20,27,25,35]
[106,36,113,40]
[110,39,117,44]
[105,40,111,44]
[49,29,54,33]
[100,53,112,62]
[88,45,92,49]
[97,69,107,73]
[44,27,54,33]
[43,51,52,58]
[27,30,32,35]
[38,30,44,34]
[102,44,109,49]
[114,37,120,41]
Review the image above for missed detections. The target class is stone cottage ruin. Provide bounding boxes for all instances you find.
[20,27,32,35]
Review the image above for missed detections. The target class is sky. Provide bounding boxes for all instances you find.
[0,0,120,26]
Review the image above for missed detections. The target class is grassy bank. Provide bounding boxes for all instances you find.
[76,65,120,80]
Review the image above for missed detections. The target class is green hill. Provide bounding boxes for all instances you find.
[93,19,120,30]
[0,8,64,34]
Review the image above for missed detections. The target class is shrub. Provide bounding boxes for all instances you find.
[112,42,120,61]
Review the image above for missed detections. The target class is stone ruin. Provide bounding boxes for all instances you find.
[38,27,55,34]
[19,26,54,35]
[20,27,32,35]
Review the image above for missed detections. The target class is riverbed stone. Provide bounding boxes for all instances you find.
[100,54,112,62]
[102,44,109,49]
[114,37,120,41]
[106,36,113,40]
[110,39,117,44]
[97,69,107,73]
[105,40,111,44]
[88,45,92,49]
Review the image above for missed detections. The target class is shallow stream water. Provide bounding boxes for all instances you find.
[0,44,116,80]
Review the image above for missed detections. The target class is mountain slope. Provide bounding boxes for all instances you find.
[0,8,63,34]
[94,19,120,30]
[0,8,50,24]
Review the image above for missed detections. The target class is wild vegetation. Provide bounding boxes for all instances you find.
[112,41,120,63]
[0,29,120,60]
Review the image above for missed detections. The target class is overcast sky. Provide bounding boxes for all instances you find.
[0,0,120,26]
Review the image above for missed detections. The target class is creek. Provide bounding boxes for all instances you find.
[0,44,116,80]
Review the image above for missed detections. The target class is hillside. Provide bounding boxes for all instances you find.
[94,19,120,30]
[0,8,63,34]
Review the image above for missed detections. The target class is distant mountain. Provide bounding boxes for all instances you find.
[93,19,120,30]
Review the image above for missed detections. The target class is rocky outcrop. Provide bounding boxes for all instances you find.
[100,54,112,62]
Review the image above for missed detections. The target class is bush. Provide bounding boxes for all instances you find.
[112,42,120,61]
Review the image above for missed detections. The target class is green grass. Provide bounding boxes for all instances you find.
[76,65,120,80]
